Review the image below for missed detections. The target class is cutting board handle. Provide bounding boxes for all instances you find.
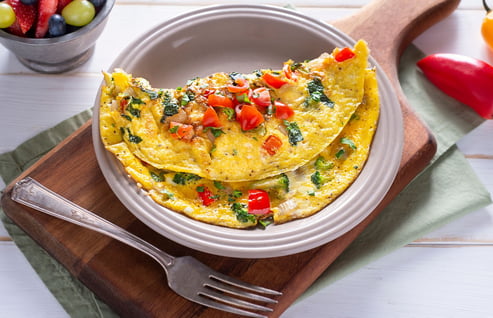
[331,0,460,175]
[331,0,460,74]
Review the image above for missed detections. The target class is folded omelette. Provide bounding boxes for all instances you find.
[99,40,380,228]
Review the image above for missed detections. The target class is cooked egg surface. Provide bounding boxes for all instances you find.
[99,57,379,228]
[100,40,370,183]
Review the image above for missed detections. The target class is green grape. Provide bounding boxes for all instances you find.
[62,0,96,27]
[0,3,16,29]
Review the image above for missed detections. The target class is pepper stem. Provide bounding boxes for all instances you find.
[484,0,491,13]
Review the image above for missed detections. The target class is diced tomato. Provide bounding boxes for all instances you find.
[249,87,271,107]
[197,185,216,206]
[274,101,294,119]
[262,135,283,156]
[169,122,194,141]
[227,77,250,93]
[202,89,215,97]
[207,94,234,108]
[237,105,264,131]
[202,107,221,128]
[334,47,356,62]
[248,189,271,215]
[262,72,288,89]
[283,63,297,80]
[119,98,128,112]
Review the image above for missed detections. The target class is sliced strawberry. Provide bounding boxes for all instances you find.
[6,0,36,34]
[35,0,58,38]
[7,20,25,37]
[56,0,71,13]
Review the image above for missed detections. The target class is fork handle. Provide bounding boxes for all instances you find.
[11,177,175,267]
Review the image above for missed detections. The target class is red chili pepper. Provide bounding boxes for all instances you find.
[197,185,216,206]
[248,189,271,215]
[417,53,493,119]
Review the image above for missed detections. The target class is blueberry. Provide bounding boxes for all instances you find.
[89,0,105,9]
[20,0,37,5]
[48,14,67,37]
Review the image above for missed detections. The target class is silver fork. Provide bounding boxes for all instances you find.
[11,177,282,318]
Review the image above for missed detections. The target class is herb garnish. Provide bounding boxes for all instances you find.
[196,185,205,192]
[231,202,256,223]
[180,90,195,106]
[236,93,251,103]
[311,170,327,189]
[223,107,235,120]
[121,114,132,121]
[123,128,142,144]
[335,149,345,159]
[213,181,225,190]
[204,127,225,138]
[150,171,165,182]
[169,125,179,134]
[306,78,335,108]
[126,97,143,118]
[161,92,180,121]
[279,173,290,192]
[283,120,304,146]
[172,172,202,185]
[258,218,273,228]
[315,156,334,171]
[341,137,357,149]
[228,190,243,202]
[140,87,159,99]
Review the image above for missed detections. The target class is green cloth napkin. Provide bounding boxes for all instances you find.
[0,45,491,317]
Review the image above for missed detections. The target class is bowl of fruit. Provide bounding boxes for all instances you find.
[0,0,114,73]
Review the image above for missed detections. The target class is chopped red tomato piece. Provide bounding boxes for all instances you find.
[248,189,271,215]
[227,77,250,93]
[250,87,271,107]
[283,63,297,80]
[197,185,216,206]
[202,89,215,97]
[334,47,355,62]
[202,107,221,127]
[262,72,288,89]
[237,104,264,131]
[274,101,294,119]
[207,94,234,108]
[262,135,283,156]
[169,122,194,141]
[119,98,129,112]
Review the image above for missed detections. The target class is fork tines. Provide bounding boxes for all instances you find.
[198,272,282,318]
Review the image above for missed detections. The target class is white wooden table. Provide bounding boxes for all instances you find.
[1,1,492,317]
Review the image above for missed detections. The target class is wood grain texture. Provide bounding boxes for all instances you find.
[0,1,459,317]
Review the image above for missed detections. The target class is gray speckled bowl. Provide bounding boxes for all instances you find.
[0,0,114,73]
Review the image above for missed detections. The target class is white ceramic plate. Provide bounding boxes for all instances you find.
[92,4,403,258]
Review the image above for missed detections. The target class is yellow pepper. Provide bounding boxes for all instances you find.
[482,0,493,50]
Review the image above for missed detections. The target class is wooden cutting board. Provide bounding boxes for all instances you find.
[1,0,459,317]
